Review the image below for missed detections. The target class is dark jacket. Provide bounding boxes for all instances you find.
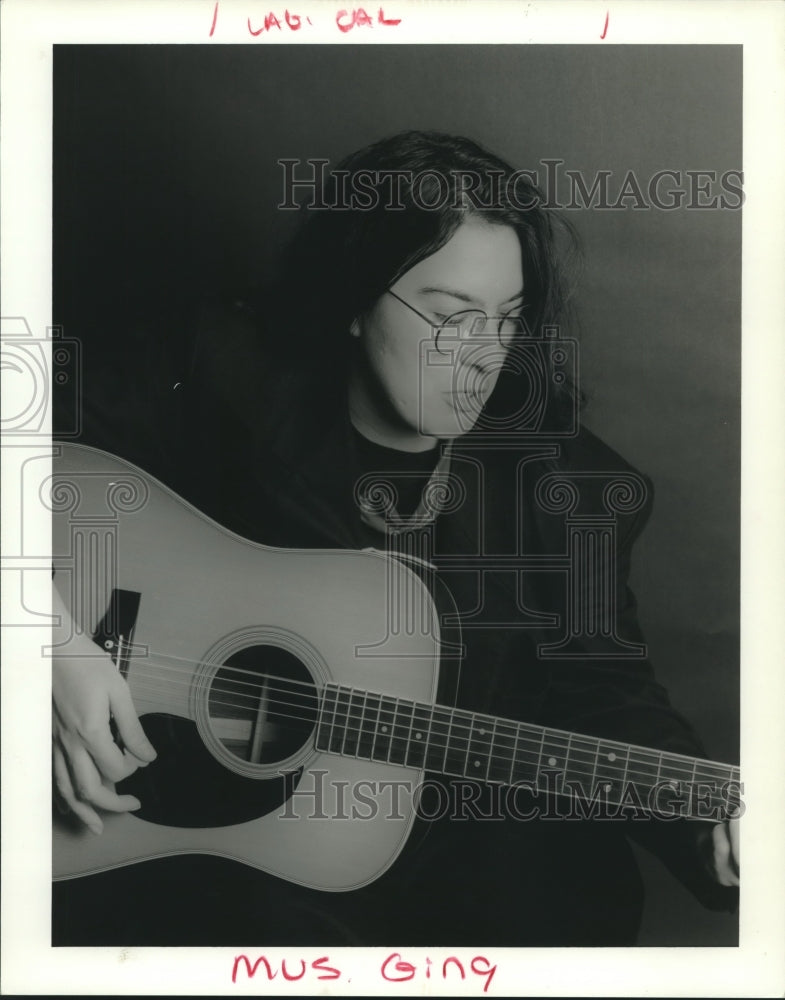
[53,299,737,946]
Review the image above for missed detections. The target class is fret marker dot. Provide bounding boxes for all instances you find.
[381,725,388,733]
[415,732,422,740]
[474,760,480,768]
[479,729,486,736]
[605,783,612,792]
[607,752,616,761]
[548,757,557,766]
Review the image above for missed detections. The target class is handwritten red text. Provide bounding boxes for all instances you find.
[231,952,498,992]
[381,952,497,993]
[336,7,402,32]
[232,954,341,983]
[208,3,401,37]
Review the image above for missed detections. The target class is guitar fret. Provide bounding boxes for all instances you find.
[509,723,520,785]
[315,686,740,825]
[485,719,497,782]
[448,709,473,776]
[315,685,337,752]
[338,687,350,757]
[327,685,342,753]
[426,707,451,772]
[360,692,381,760]
[488,719,517,785]
[338,688,349,757]
[405,703,430,770]
[404,698,416,766]
[594,740,631,803]
[388,698,411,766]
[465,713,494,779]
[697,762,738,783]
[588,738,598,792]
[344,689,367,758]
[386,698,398,764]
[463,714,476,776]
[539,730,571,796]
[353,689,371,759]
[690,764,742,820]
[373,696,396,762]
[510,725,542,785]
[328,687,351,755]
[341,687,362,758]
[693,760,740,810]
[660,757,696,783]
[441,710,455,774]
[540,732,569,771]
[626,747,662,804]
[421,704,436,770]
[565,735,595,789]
[536,729,545,778]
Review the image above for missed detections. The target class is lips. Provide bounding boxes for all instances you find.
[447,389,482,401]
[446,389,484,412]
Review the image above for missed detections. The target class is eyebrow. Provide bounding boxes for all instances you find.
[419,285,525,307]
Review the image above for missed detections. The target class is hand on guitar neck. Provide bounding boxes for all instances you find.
[695,815,740,888]
[51,586,158,835]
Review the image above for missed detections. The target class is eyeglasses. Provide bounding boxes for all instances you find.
[387,288,523,354]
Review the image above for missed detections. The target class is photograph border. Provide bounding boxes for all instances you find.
[2,1,784,995]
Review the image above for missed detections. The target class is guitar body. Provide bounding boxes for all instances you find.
[51,443,443,891]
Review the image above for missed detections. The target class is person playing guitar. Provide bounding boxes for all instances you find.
[52,131,739,946]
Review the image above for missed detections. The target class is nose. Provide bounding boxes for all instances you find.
[453,349,506,397]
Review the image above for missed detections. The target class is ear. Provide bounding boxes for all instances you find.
[349,317,361,339]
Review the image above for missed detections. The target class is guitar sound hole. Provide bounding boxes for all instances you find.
[208,645,317,766]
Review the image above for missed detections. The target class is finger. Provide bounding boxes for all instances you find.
[53,741,104,834]
[68,742,142,815]
[78,719,140,783]
[729,816,740,875]
[108,681,157,763]
[712,823,740,887]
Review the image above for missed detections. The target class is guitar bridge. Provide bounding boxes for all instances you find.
[91,588,142,679]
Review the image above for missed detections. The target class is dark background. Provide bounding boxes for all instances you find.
[53,44,741,945]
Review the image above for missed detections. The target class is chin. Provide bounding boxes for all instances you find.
[419,412,482,440]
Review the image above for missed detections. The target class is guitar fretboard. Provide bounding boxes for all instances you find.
[315,684,740,819]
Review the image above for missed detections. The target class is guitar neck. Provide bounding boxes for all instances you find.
[315,684,740,820]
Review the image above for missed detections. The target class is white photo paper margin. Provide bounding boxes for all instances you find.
[1,0,784,995]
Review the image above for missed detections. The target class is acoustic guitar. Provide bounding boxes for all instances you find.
[50,443,740,890]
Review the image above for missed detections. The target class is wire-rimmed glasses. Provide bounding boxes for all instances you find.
[387,288,523,354]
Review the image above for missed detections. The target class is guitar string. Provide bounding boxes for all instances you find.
[119,661,739,788]
[121,696,736,791]
[123,648,738,777]
[121,654,739,782]
[126,678,733,793]
[122,648,737,774]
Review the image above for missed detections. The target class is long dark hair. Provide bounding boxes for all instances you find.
[259,130,582,432]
